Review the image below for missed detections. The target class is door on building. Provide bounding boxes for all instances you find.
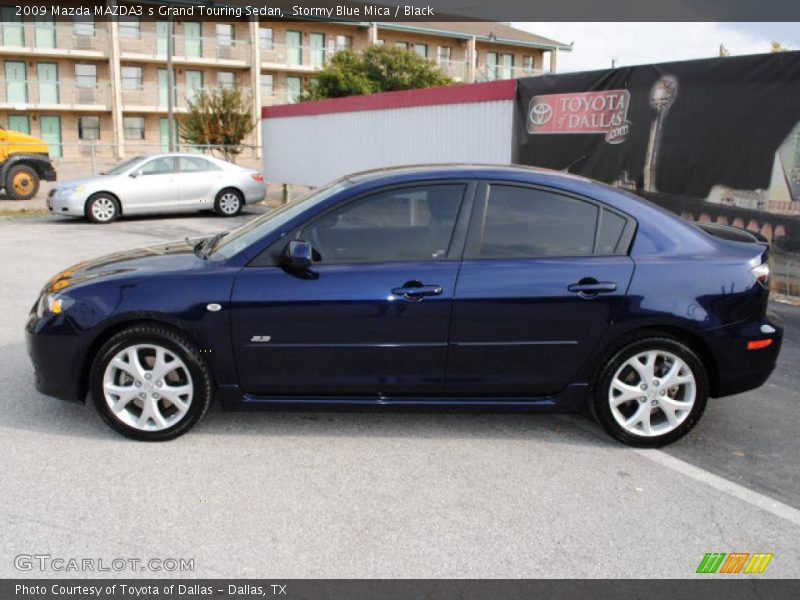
[184,22,202,57]
[286,76,301,104]
[39,116,61,158]
[485,52,499,81]
[37,62,59,104]
[286,30,302,66]
[1,7,23,47]
[159,118,178,152]
[501,54,514,79]
[157,69,177,108]
[310,33,325,68]
[8,114,30,134]
[4,61,28,104]
[185,70,203,103]
[34,15,56,49]
[156,21,171,56]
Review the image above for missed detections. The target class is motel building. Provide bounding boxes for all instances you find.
[0,2,570,160]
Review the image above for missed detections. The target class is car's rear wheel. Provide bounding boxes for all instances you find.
[214,188,243,217]
[90,325,213,441]
[591,335,708,447]
[85,193,120,224]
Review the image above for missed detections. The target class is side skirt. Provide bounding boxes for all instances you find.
[216,383,588,413]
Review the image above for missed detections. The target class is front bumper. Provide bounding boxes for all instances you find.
[25,312,87,403]
[706,312,784,397]
[47,190,87,217]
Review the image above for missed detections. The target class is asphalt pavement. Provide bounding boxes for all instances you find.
[0,211,798,579]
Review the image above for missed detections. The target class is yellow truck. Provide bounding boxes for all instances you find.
[0,125,57,200]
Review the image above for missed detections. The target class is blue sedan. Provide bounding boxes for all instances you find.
[26,165,783,445]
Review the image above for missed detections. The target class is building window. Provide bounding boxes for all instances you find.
[73,16,95,37]
[184,22,202,57]
[523,55,534,71]
[216,23,233,47]
[335,35,352,52]
[75,64,97,88]
[437,46,451,63]
[121,66,142,89]
[78,116,100,140]
[119,17,140,38]
[259,28,273,49]
[310,33,325,68]
[286,76,301,104]
[375,39,385,46]
[414,44,428,58]
[395,41,409,50]
[217,71,234,89]
[260,73,273,98]
[123,116,145,140]
[486,51,499,80]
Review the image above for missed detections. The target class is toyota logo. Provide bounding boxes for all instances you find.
[529,102,553,126]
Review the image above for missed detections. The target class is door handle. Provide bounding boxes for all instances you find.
[568,279,617,298]
[392,283,443,300]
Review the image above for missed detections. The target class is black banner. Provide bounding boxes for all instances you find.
[514,51,800,294]
[3,579,800,600]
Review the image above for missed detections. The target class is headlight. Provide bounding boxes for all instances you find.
[59,186,85,195]
[35,293,74,318]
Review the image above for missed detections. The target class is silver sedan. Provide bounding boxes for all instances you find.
[47,153,267,223]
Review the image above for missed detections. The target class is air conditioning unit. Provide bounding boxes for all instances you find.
[74,35,94,50]
[218,45,233,60]
[77,87,96,104]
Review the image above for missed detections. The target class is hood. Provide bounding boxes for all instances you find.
[52,174,116,191]
[44,238,204,293]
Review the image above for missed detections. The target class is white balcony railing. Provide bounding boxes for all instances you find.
[475,64,543,82]
[119,30,250,63]
[262,88,303,105]
[0,79,111,108]
[436,59,469,81]
[260,43,328,70]
[122,84,252,111]
[0,22,109,54]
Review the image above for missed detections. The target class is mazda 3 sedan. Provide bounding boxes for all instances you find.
[47,153,266,223]
[27,165,782,445]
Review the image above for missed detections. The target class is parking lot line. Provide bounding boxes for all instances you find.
[559,414,800,527]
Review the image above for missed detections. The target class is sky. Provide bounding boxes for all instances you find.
[513,22,799,72]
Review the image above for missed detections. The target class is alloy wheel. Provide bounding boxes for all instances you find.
[102,344,194,432]
[608,350,696,437]
[218,192,241,215]
[91,197,116,222]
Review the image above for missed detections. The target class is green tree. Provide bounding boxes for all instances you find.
[771,41,791,53]
[718,43,730,57]
[304,45,453,100]
[178,86,254,163]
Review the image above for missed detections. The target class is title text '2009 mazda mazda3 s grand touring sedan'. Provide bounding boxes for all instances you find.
[26,165,783,445]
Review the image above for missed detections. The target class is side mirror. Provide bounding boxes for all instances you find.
[129,170,141,178]
[284,239,313,271]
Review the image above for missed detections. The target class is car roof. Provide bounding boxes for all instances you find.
[343,163,592,185]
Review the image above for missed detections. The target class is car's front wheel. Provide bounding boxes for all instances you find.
[90,325,213,441]
[591,335,708,447]
[85,193,120,224]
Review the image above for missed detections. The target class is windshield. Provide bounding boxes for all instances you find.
[209,178,351,260]
[104,156,145,176]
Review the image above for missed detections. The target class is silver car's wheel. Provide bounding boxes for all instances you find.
[102,344,194,432]
[609,350,696,437]
[86,194,119,224]
[215,190,242,216]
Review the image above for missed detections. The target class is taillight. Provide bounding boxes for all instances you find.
[747,339,773,350]
[750,263,770,287]
[251,173,264,182]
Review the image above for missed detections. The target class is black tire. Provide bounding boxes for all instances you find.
[214,188,243,217]
[90,325,214,441]
[85,193,120,224]
[5,164,40,200]
[590,334,709,448]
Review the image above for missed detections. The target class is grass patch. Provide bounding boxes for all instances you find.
[0,207,50,219]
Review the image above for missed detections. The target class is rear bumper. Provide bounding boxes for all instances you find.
[706,312,783,398]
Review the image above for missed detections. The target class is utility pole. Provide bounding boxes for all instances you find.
[166,15,175,152]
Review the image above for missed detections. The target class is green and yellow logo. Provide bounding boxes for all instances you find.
[696,552,773,574]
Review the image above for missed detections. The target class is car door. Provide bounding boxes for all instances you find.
[230,182,474,397]
[447,182,635,397]
[176,156,223,209]
[123,156,178,214]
